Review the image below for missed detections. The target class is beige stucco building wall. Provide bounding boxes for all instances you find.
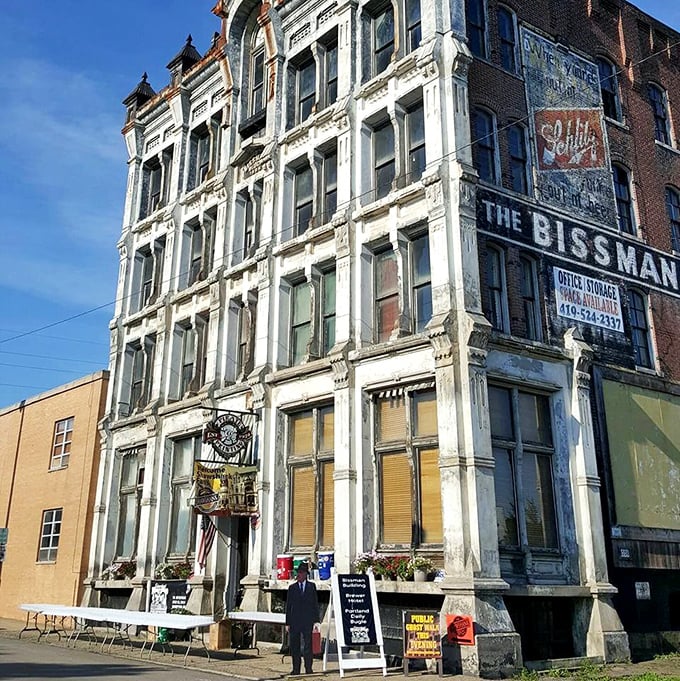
[0,371,108,619]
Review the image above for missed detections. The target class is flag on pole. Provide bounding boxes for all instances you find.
[197,513,217,569]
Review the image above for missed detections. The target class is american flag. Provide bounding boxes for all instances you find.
[197,514,217,569]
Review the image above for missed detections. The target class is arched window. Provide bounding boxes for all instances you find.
[486,245,508,333]
[666,187,680,252]
[519,255,542,341]
[507,123,529,194]
[648,84,671,145]
[597,57,621,122]
[612,164,635,234]
[473,108,498,184]
[628,290,653,369]
[497,6,517,73]
[466,0,487,58]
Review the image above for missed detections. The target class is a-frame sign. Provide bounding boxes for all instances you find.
[323,572,387,677]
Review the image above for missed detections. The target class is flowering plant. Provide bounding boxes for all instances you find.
[155,561,193,580]
[352,551,383,574]
[410,556,435,573]
[100,560,137,580]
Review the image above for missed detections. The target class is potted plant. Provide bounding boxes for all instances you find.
[352,551,383,575]
[100,560,137,581]
[393,556,414,581]
[410,556,435,582]
[155,561,193,580]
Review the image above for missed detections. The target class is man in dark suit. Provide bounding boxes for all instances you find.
[285,562,320,675]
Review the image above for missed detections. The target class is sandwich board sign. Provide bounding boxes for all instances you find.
[324,572,387,677]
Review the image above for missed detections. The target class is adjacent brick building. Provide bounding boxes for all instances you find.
[86,0,679,674]
[0,372,108,619]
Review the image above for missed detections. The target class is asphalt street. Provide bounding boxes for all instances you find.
[0,637,239,681]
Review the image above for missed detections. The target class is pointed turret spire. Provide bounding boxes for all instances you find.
[167,34,202,84]
[122,72,157,123]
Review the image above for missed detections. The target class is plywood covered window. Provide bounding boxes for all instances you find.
[288,405,335,549]
[375,388,441,547]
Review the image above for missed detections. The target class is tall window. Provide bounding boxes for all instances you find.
[131,238,164,313]
[124,335,155,416]
[176,318,207,397]
[373,119,395,200]
[406,102,426,182]
[376,389,441,546]
[375,249,399,342]
[116,448,145,560]
[405,0,422,53]
[321,270,337,356]
[323,39,338,107]
[629,290,653,368]
[236,296,257,379]
[666,187,680,252]
[507,124,529,194]
[250,48,266,116]
[648,84,671,145]
[294,165,314,235]
[294,56,316,126]
[180,216,214,289]
[473,109,498,184]
[291,281,312,365]
[489,386,558,550]
[372,4,395,77]
[141,160,163,218]
[188,224,204,286]
[411,234,432,333]
[322,149,338,222]
[38,508,62,562]
[50,417,73,470]
[288,406,335,548]
[520,256,542,341]
[597,57,621,121]
[168,436,200,556]
[613,164,635,234]
[486,246,509,332]
[497,6,517,72]
[466,0,487,58]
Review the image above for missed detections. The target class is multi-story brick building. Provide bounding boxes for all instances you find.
[87,0,679,674]
[0,372,108,619]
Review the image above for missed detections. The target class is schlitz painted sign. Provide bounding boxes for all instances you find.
[478,187,680,299]
[521,28,616,227]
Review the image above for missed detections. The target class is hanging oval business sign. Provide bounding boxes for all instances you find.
[203,412,253,461]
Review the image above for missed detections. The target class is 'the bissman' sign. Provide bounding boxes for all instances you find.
[477,188,680,299]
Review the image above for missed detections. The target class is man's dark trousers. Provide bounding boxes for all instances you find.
[286,579,319,674]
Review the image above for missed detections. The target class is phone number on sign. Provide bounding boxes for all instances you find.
[558,303,622,330]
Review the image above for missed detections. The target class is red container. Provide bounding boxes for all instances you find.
[277,554,293,580]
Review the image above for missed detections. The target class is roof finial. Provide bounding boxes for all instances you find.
[186,34,193,44]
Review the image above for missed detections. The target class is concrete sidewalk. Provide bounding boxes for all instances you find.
[1,616,678,680]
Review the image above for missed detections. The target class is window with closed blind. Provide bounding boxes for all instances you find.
[288,405,335,549]
[375,388,442,547]
[489,385,559,552]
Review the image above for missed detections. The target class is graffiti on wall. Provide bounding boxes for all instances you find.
[521,28,617,226]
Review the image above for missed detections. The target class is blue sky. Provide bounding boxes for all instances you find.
[0,1,678,409]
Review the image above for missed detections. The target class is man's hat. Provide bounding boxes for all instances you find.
[297,562,309,573]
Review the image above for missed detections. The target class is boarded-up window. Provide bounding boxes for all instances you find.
[414,391,437,437]
[321,461,335,546]
[288,406,334,548]
[381,452,413,544]
[291,411,313,457]
[378,396,406,442]
[291,465,315,546]
[375,387,440,548]
[419,448,442,543]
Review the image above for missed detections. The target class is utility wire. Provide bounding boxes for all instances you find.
[3,36,678,354]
